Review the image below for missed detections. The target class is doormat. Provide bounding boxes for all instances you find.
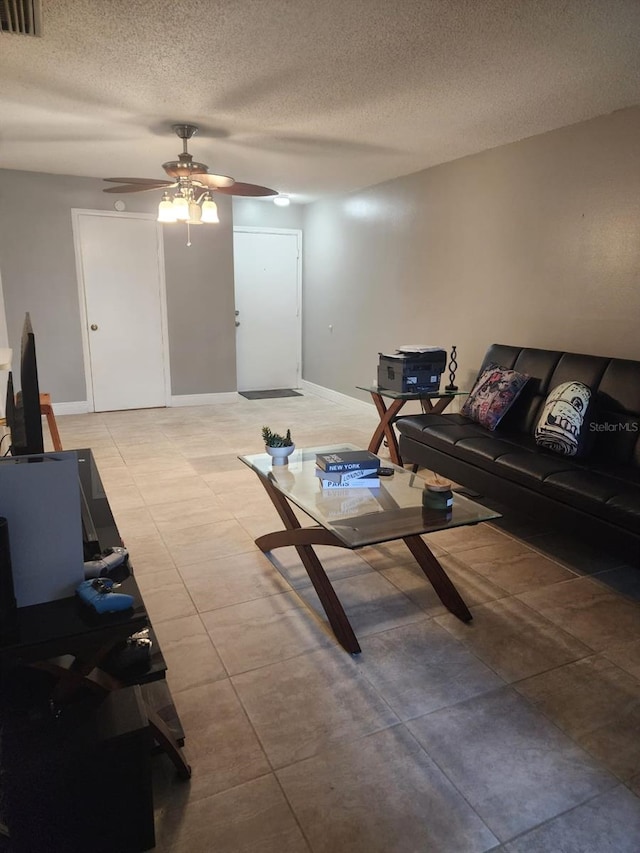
[239,389,302,400]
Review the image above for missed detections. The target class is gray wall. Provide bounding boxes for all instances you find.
[233,198,304,230]
[302,107,640,398]
[0,169,235,402]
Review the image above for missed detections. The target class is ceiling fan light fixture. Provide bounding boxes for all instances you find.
[187,201,203,224]
[273,194,290,207]
[173,192,190,220]
[200,195,219,223]
[158,192,178,222]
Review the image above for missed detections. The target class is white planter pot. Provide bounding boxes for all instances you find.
[265,444,295,465]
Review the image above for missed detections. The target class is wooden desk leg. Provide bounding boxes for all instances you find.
[368,393,406,465]
[146,706,192,780]
[35,659,192,780]
[48,641,115,704]
[39,394,63,451]
[256,476,361,654]
[402,535,472,622]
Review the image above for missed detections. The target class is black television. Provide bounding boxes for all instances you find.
[5,313,44,456]
[3,315,101,558]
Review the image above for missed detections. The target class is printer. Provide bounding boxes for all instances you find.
[377,347,447,394]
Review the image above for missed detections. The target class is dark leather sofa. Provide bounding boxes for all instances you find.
[396,344,640,565]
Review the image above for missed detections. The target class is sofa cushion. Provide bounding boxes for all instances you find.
[543,470,640,525]
[605,493,640,527]
[547,353,610,394]
[591,358,640,466]
[393,413,476,444]
[461,364,529,431]
[422,423,491,448]
[544,469,628,504]
[454,436,530,463]
[590,461,640,488]
[396,415,530,473]
[495,451,579,485]
[534,381,594,457]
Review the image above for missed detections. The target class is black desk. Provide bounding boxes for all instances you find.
[0,450,189,850]
[0,569,148,671]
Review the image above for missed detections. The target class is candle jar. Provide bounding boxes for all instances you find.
[422,482,453,510]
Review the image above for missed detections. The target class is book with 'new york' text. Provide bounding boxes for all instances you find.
[316,450,380,473]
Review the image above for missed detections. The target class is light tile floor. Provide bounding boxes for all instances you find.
[54,393,640,853]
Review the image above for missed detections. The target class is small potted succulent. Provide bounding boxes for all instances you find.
[262,426,295,465]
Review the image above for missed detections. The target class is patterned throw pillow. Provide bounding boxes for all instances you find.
[535,381,593,457]
[461,363,529,431]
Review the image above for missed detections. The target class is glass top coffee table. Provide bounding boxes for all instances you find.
[239,444,500,654]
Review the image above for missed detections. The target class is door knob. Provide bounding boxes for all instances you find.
[90,324,98,331]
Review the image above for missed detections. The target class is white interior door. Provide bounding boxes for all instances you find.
[73,211,169,412]
[233,228,301,391]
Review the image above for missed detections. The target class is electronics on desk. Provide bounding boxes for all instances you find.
[377,347,447,393]
[0,451,85,607]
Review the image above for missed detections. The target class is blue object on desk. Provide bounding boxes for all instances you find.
[76,578,134,614]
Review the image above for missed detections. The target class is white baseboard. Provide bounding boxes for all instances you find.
[52,387,367,415]
[300,380,375,413]
[52,401,91,415]
[51,393,241,415]
[170,392,241,406]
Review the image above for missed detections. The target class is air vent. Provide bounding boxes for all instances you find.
[1,0,41,36]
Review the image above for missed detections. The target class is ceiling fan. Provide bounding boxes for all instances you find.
[103,123,278,239]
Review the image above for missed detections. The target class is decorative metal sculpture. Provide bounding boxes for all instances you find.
[445,345,458,391]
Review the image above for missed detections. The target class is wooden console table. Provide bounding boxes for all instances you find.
[357,385,468,466]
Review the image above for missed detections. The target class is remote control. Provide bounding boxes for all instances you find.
[378,467,395,476]
[76,578,134,614]
[83,546,129,579]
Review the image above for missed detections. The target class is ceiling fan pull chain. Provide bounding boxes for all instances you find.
[186,221,192,247]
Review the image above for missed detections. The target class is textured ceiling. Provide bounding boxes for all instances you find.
[1,0,639,202]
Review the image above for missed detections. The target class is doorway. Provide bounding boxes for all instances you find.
[233,227,301,392]
[72,211,170,412]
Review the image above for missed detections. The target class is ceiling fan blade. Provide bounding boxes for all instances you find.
[214,182,278,197]
[103,184,172,194]
[103,177,175,185]
[191,172,235,189]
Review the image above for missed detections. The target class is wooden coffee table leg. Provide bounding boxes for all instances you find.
[402,535,472,622]
[256,476,361,654]
[292,539,361,655]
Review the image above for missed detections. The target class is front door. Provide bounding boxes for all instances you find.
[233,228,301,392]
[73,211,170,412]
